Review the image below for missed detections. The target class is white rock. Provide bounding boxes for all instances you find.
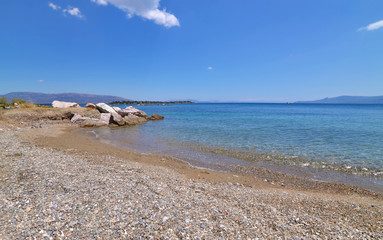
[96,103,125,126]
[70,114,83,123]
[71,114,98,123]
[99,113,112,124]
[113,107,122,112]
[52,100,79,108]
[118,106,148,118]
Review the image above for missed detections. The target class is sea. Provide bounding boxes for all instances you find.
[84,103,383,193]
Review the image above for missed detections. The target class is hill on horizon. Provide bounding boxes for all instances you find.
[0,92,130,104]
[295,95,383,104]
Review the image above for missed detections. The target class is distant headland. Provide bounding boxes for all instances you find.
[109,100,195,105]
[295,95,383,104]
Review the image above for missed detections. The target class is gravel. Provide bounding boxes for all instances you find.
[0,125,382,239]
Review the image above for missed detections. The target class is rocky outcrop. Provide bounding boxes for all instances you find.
[52,100,79,108]
[149,113,165,120]
[66,102,162,128]
[85,103,97,109]
[96,103,125,126]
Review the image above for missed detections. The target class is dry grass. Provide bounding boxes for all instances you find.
[18,103,35,108]
[0,107,100,125]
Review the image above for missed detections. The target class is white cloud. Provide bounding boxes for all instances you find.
[63,6,84,18]
[359,20,383,31]
[48,2,84,19]
[48,2,61,10]
[37,80,44,83]
[90,0,180,27]
[207,66,213,70]
[91,0,108,5]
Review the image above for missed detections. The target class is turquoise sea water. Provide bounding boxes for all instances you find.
[88,103,383,191]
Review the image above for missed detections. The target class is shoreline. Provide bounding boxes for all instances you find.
[25,123,383,200]
[1,118,383,238]
[81,126,383,195]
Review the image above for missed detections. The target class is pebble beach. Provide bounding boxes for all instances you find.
[0,111,383,239]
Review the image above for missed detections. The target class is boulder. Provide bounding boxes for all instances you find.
[123,115,148,125]
[96,103,125,126]
[99,113,112,124]
[113,106,122,112]
[85,103,97,109]
[70,113,83,123]
[52,100,79,108]
[118,106,148,119]
[149,113,165,120]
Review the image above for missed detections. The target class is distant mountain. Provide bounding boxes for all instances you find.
[0,92,130,104]
[296,96,383,104]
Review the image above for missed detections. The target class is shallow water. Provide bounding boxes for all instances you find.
[88,103,383,192]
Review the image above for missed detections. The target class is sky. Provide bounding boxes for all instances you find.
[0,0,382,102]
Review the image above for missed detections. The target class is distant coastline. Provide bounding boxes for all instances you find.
[295,95,383,104]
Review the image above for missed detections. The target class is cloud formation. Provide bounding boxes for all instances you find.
[48,2,61,10]
[207,67,213,70]
[359,20,383,31]
[48,2,84,19]
[90,0,180,27]
[37,80,44,83]
[63,7,84,18]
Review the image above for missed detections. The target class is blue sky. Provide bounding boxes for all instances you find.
[0,0,382,102]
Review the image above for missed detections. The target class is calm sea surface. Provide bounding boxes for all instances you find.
[87,103,383,191]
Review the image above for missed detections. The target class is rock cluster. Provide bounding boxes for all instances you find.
[55,101,164,128]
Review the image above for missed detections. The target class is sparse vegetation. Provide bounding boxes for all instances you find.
[11,98,26,105]
[19,102,35,108]
[0,98,37,109]
[0,96,8,105]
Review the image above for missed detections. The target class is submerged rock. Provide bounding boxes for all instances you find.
[149,113,165,120]
[52,100,79,108]
[96,103,125,126]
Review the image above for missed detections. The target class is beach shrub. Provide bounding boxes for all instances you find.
[19,102,35,108]
[0,96,8,105]
[11,98,26,105]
